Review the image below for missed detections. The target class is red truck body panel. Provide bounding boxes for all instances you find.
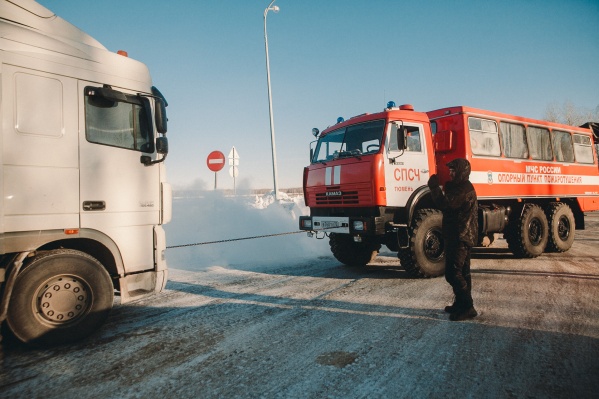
[427,106,599,211]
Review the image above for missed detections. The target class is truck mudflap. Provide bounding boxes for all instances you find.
[119,269,167,303]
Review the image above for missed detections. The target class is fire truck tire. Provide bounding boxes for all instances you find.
[398,209,445,278]
[505,204,548,258]
[545,202,575,253]
[329,233,380,267]
[6,249,114,346]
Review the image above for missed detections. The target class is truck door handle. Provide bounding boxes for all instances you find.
[82,201,106,211]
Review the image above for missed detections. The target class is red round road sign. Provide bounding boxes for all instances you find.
[206,151,226,172]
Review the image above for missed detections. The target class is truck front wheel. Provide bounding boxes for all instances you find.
[545,202,575,252]
[7,249,114,346]
[505,204,548,258]
[398,209,445,278]
[329,233,380,267]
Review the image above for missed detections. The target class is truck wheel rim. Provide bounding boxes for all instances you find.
[528,218,543,246]
[34,275,92,325]
[424,229,444,261]
[557,215,571,241]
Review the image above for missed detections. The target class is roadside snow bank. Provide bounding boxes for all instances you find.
[165,191,331,270]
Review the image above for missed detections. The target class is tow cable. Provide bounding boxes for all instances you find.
[166,230,306,249]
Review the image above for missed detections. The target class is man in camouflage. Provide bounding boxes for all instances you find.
[427,158,478,321]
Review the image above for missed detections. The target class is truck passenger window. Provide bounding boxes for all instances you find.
[572,134,594,164]
[552,130,574,163]
[469,117,500,156]
[500,122,528,159]
[527,127,553,161]
[85,89,153,152]
[406,128,422,152]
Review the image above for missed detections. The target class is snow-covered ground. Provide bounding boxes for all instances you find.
[3,197,598,398]
[165,191,331,271]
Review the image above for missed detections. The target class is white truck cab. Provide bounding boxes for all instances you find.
[0,0,171,345]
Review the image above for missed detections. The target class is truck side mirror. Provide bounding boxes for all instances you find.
[395,126,407,150]
[155,98,167,134]
[310,140,318,162]
[140,137,168,166]
[156,136,168,154]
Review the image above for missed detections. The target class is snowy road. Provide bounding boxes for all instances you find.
[1,203,599,398]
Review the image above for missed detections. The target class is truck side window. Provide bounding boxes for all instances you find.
[500,122,528,159]
[572,134,594,164]
[85,91,153,152]
[527,126,553,161]
[552,130,574,163]
[469,117,500,156]
[406,128,422,152]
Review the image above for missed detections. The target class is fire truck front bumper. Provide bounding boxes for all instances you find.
[299,216,385,236]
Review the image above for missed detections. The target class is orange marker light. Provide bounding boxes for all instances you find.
[117,50,128,57]
[64,229,79,235]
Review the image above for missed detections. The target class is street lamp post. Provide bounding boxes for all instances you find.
[264,0,279,201]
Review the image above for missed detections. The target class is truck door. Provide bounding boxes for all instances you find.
[384,122,430,206]
[78,81,160,273]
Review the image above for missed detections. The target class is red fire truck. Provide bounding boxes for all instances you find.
[299,102,599,277]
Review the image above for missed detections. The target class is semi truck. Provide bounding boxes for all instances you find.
[299,101,599,277]
[0,0,171,345]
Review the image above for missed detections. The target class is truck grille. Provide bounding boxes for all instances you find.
[315,187,360,205]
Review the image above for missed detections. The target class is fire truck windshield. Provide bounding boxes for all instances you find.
[312,119,385,163]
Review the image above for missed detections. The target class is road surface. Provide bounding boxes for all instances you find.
[2,215,598,398]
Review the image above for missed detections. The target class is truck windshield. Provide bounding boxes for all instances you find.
[312,119,385,163]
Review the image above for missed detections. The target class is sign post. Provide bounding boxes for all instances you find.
[228,146,240,195]
[206,151,226,190]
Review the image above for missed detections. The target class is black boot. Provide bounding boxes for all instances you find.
[444,299,458,313]
[449,306,478,321]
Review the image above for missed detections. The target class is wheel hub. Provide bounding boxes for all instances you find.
[424,230,444,261]
[35,276,90,324]
[528,218,543,245]
[558,216,571,241]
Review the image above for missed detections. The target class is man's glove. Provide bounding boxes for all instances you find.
[427,174,440,189]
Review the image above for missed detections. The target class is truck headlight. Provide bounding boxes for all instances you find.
[302,219,312,229]
[353,221,364,231]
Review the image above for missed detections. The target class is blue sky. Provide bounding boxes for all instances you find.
[37,0,599,190]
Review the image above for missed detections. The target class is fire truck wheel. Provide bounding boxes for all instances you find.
[329,233,380,267]
[545,202,575,252]
[6,249,114,346]
[505,204,548,258]
[398,209,445,278]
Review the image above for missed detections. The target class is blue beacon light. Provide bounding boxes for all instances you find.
[387,101,396,109]
[337,117,344,123]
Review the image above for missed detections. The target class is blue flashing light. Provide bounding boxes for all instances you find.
[337,117,344,123]
[387,101,396,109]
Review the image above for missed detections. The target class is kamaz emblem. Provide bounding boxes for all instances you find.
[326,191,342,197]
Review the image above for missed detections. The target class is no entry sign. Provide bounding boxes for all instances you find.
[206,151,225,172]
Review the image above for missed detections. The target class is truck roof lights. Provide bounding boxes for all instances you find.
[400,104,414,111]
[387,101,396,109]
[117,50,128,57]
[337,117,344,124]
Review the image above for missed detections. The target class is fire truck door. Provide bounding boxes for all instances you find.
[384,123,430,206]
